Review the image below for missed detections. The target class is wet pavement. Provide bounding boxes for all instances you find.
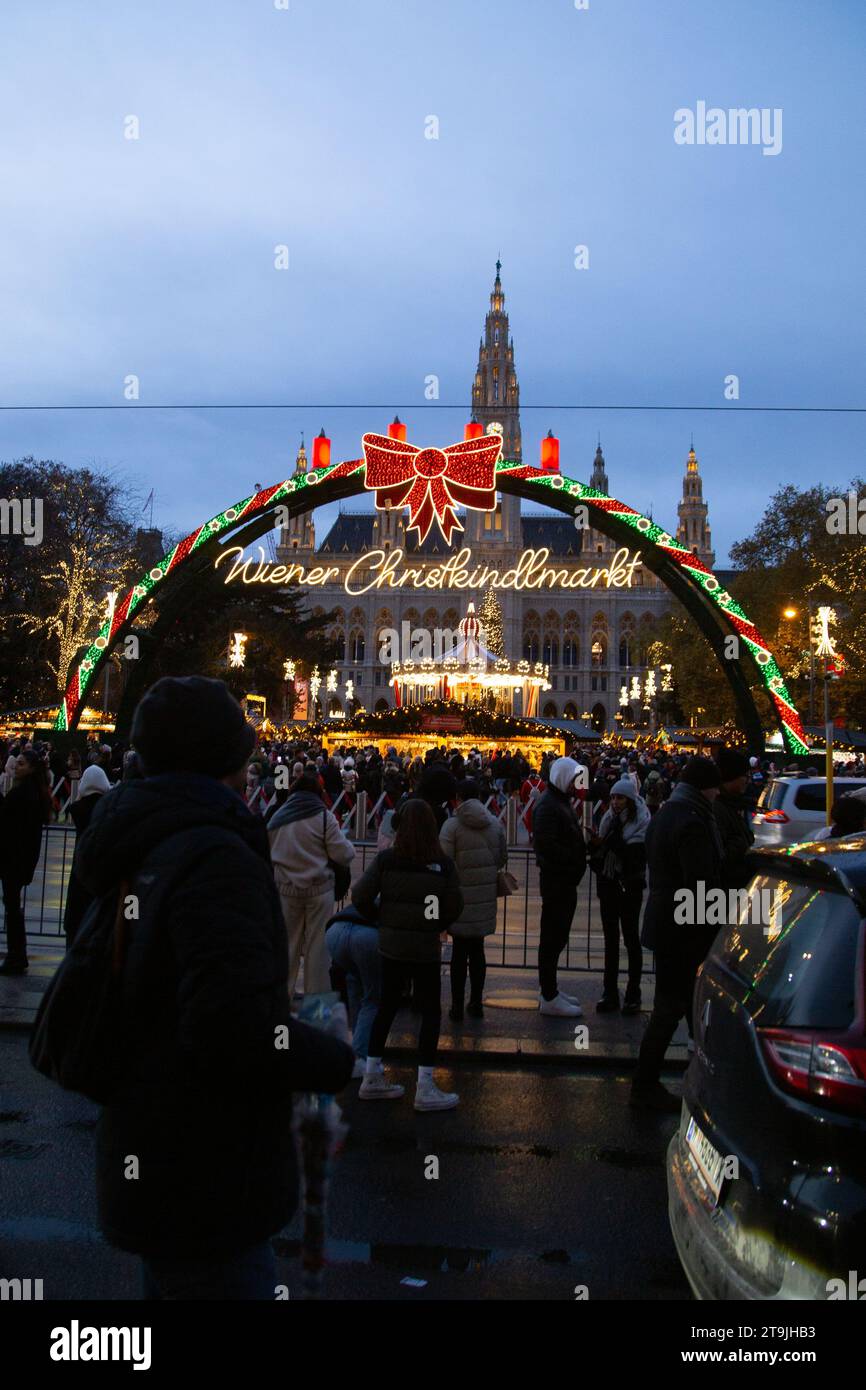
[0,1029,689,1300]
[0,944,689,1066]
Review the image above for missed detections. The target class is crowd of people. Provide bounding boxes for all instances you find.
[3,685,866,1297]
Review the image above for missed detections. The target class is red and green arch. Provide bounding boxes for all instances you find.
[54,454,808,755]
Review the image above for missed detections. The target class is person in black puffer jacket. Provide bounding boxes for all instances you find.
[588,776,650,1015]
[62,764,112,947]
[532,756,587,1016]
[0,749,53,974]
[74,677,354,1300]
[631,757,723,1112]
[352,798,463,1112]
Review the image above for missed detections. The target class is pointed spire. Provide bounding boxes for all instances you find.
[686,442,698,473]
[294,434,308,473]
[591,440,609,493]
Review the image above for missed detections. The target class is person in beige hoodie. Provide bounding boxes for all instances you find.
[268,774,355,999]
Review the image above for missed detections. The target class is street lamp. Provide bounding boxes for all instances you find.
[782,604,815,723]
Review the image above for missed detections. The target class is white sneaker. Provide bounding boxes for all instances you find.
[414,1078,459,1111]
[359,1072,405,1100]
[352,1058,366,1079]
[539,993,584,1017]
[539,988,581,1007]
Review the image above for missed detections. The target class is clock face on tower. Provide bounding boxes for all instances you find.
[487,422,503,437]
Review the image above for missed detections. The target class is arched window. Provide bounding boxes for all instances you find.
[331,630,346,662]
[591,702,607,732]
[563,701,578,721]
[523,632,540,662]
[591,612,608,667]
[618,613,636,667]
[542,701,558,718]
[543,635,559,665]
[350,630,365,663]
[374,698,390,713]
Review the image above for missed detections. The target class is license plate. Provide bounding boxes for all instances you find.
[685,1112,726,1205]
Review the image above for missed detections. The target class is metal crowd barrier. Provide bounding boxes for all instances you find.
[11,817,655,977]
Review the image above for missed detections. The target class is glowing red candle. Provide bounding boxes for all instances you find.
[388,415,407,441]
[464,418,484,441]
[541,430,560,473]
[312,428,331,471]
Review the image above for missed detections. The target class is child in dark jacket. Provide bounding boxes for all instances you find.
[352,797,463,1111]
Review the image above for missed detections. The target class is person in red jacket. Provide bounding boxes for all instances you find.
[519,769,546,836]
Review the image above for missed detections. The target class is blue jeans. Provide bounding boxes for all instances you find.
[142,1239,276,1300]
[325,920,381,1061]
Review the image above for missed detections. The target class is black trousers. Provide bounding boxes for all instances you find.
[368,957,442,1067]
[450,937,486,1006]
[538,872,577,1001]
[597,878,644,997]
[1,878,27,964]
[633,945,699,1085]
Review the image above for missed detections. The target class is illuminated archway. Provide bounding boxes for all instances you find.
[54,454,807,755]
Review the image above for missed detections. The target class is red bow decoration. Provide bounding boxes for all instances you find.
[362,433,502,543]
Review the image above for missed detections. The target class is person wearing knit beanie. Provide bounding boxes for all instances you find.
[131,676,256,780]
[589,776,650,1015]
[713,747,755,892]
[678,757,722,791]
[630,752,725,1113]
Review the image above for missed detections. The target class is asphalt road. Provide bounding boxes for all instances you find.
[0,1033,689,1302]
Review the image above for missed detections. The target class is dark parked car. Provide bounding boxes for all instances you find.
[668,836,866,1300]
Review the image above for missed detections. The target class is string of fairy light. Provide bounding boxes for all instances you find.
[53,454,809,755]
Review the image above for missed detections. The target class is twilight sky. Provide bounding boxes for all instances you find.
[1,0,864,563]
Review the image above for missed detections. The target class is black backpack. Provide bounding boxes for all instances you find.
[29,826,225,1104]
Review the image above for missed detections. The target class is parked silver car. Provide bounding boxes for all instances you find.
[752,776,866,847]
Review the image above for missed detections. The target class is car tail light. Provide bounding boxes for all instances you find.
[759,1028,866,1117]
[761,810,790,824]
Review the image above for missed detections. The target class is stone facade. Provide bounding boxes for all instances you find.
[277,266,715,731]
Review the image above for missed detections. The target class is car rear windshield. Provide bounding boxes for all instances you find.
[713,875,862,1028]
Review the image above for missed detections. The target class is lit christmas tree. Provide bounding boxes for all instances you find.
[479,588,504,656]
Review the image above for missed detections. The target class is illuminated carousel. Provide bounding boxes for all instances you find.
[390,603,550,716]
[316,603,562,757]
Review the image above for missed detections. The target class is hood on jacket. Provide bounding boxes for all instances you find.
[548,757,581,795]
[454,798,496,830]
[78,765,111,798]
[76,772,265,898]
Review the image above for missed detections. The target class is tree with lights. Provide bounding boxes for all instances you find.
[478,588,504,656]
[0,459,141,707]
[116,558,339,724]
[643,479,866,732]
